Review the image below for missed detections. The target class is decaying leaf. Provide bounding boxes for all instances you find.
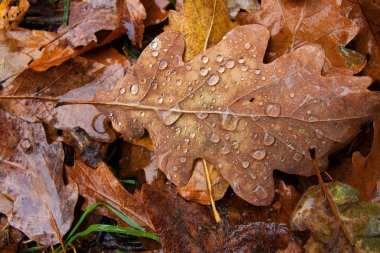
[142,180,303,252]
[67,160,154,230]
[0,0,29,30]
[95,24,379,206]
[1,48,128,142]
[341,0,380,81]
[237,0,366,74]
[228,0,261,18]
[165,0,236,61]
[0,110,78,245]
[177,159,229,205]
[291,182,380,253]
[349,121,380,203]
[29,0,145,71]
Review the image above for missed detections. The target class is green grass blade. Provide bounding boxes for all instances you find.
[62,0,70,25]
[121,179,136,185]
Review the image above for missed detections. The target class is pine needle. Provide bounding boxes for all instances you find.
[202,159,221,223]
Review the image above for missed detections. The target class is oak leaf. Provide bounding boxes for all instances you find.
[349,121,380,203]
[0,110,78,245]
[0,0,29,30]
[165,0,236,61]
[237,0,366,74]
[94,24,378,206]
[141,0,170,26]
[67,160,154,230]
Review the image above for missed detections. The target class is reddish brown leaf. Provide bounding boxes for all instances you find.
[142,180,303,252]
[95,25,379,206]
[349,121,380,202]
[68,160,154,230]
[237,0,365,74]
[0,110,78,245]
[141,0,170,26]
[29,0,146,71]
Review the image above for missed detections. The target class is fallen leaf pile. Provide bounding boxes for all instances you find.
[0,0,379,252]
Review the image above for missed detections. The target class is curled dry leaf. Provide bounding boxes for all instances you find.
[0,28,57,82]
[237,0,366,74]
[349,121,380,203]
[141,0,170,26]
[29,0,145,71]
[142,180,303,252]
[95,24,379,206]
[0,0,29,30]
[1,48,128,142]
[165,0,236,61]
[0,110,78,245]
[341,0,380,82]
[228,0,261,18]
[68,160,154,230]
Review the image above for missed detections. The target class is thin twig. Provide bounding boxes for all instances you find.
[45,203,66,253]
[309,149,354,247]
[202,159,221,223]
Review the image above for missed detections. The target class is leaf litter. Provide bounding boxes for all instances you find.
[0,0,380,251]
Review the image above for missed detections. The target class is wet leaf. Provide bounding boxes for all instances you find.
[341,0,380,81]
[142,180,303,252]
[349,121,380,203]
[228,0,261,18]
[237,0,366,74]
[1,48,128,142]
[165,0,236,61]
[67,160,154,230]
[29,0,146,71]
[0,0,29,30]
[95,24,379,206]
[0,110,78,245]
[291,182,380,253]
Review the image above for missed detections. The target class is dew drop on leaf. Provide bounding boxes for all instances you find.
[220,145,231,154]
[130,84,139,95]
[254,69,261,75]
[225,60,235,69]
[201,56,209,64]
[242,161,250,168]
[200,67,208,76]
[210,132,220,143]
[292,152,303,161]
[264,103,281,117]
[207,74,220,86]
[315,128,324,138]
[119,87,126,95]
[158,60,168,70]
[215,55,223,62]
[196,112,208,119]
[263,132,275,146]
[250,149,266,160]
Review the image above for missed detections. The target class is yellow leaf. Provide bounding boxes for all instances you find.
[0,0,30,31]
[165,0,235,61]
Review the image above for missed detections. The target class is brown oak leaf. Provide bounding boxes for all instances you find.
[237,0,365,75]
[67,160,154,230]
[349,121,380,203]
[0,110,78,245]
[94,24,379,206]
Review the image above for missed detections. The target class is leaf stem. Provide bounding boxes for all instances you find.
[202,159,221,223]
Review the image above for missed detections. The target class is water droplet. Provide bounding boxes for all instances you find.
[201,56,209,64]
[176,79,182,86]
[250,149,266,160]
[241,65,248,71]
[151,82,158,89]
[225,59,235,69]
[289,93,295,98]
[221,109,240,131]
[254,69,261,75]
[183,148,188,153]
[308,116,319,122]
[244,42,251,49]
[253,185,268,199]
[140,112,145,117]
[306,110,312,115]
[157,97,164,104]
[263,132,275,146]
[175,128,181,135]
[238,57,245,64]
[119,87,126,95]
[180,157,187,163]
[200,67,208,76]
[261,77,266,81]
[158,104,182,125]
[190,133,196,138]
[151,40,158,49]
[151,50,159,57]
[242,161,250,168]
[130,84,139,95]
[207,74,220,86]
[250,173,257,180]
[196,112,208,119]
[215,55,223,62]
[292,152,303,161]
[315,128,324,138]
[210,132,220,143]
[186,64,192,70]
[20,138,32,152]
[218,66,225,73]
[220,145,231,154]
[158,60,168,70]
[264,103,281,117]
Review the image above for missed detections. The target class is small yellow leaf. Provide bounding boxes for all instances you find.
[165,0,236,61]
